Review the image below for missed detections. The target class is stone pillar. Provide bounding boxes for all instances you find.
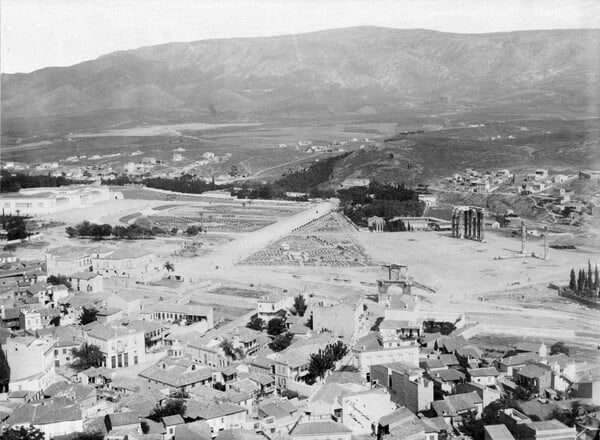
[480,210,486,241]
[521,222,527,254]
[544,226,549,259]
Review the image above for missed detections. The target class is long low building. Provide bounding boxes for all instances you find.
[0,185,123,216]
[150,304,214,330]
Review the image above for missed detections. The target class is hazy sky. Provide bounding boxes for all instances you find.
[2,0,599,73]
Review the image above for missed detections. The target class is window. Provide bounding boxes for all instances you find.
[111,356,116,368]
[62,348,67,354]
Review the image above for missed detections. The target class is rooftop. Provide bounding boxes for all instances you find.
[8,398,82,425]
[292,421,352,436]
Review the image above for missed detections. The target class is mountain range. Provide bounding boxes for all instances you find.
[2,26,599,135]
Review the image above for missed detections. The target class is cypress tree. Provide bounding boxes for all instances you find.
[0,345,10,393]
[569,269,576,291]
[594,265,599,292]
[577,270,585,293]
[587,261,593,291]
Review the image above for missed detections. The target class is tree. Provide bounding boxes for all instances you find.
[79,307,98,325]
[149,398,186,422]
[0,344,10,393]
[164,261,175,272]
[3,244,17,254]
[587,260,593,291]
[247,315,264,331]
[550,341,569,356]
[71,343,104,372]
[47,274,72,289]
[577,269,585,293]
[3,426,45,440]
[308,349,335,381]
[328,340,349,361]
[141,420,150,434]
[220,339,244,360]
[269,333,293,352]
[185,225,201,235]
[569,268,576,291]
[49,316,60,326]
[293,295,307,317]
[595,264,600,292]
[267,317,286,336]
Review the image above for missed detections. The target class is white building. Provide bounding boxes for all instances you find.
[7,398,83,440]
[256,294,293,322]
[5,336,57,393]
[84,323,145,369]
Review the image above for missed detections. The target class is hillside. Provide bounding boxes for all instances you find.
[2,27,599,136]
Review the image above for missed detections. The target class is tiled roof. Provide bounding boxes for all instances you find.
[468,367,500,377]
[431,391,482,416]
[292,421,352,436]
[8,398,82,425]
[162,414,185,426]
[139,363,212,388]
[500,352,539,367]
[484,424,515,440]
[109,411,140,427]
[85,323,131,340]
[378,407,417,427]
[431,368,466,382]
[195,402,246,420]
[515,364,550,379]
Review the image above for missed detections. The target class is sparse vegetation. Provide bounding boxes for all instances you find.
[269,332,294,352]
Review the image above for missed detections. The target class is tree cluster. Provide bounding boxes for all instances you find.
[66,220,166,240]
[145,174,218,194]
[269,333,294,352]
[568,261,599,298]
[0,214,30,241]
[307,340,349,383]
[48,274,72,289]
[79,307,98,325]
[267,317,287,336]
[220,339,245,360]
[148,399,186,422]
[338,182,425,227]
[71,343,103,372]
[247,315,265,331]
[0,170,85,193]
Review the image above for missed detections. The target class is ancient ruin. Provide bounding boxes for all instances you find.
[451,206,485,241]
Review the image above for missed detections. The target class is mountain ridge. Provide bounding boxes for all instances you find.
[2,26,599,135]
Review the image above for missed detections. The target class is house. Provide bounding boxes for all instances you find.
[5,335,56,394]
[93,247,158,279]
[45,245,111,276]
[43,382,97,418]
[244,372,275,396]
[68,272,103,292]
[431,391,483,424]
[500,409,576,440]
[7,397,83,440]
[290,420,352,440]
[105,411,140,433]
[312,297,369,339]
[139,354,213,392]
[497,352,539,375]
[192,402,248,437]
[429,368,467,396]
[306,382,368,419]
[352,332,419,381]
[340,178,370,189]
[256,294,293,322]
[163,414,185,440]
[97,307,124,324]
[151,304,214,330]
[258,398,301,433]
[370,362,434,413]
[456,345,484,369]
[377,407,420,439]
[485,424,516,440]
[53,337,81,367]
[513,364,552,395]
[84,322,145,368]
[571,370,600,404]
[468,367,500,386]
[105,290,142,315]
[270,333,339,392]
[340,388,396,435]
[119,319,166,349]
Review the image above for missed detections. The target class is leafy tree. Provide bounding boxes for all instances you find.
[267,317,286,336]
[269,333,293,352]
[550,341,569,356]
[171,389,189,399]
[149,398,186,422]
[513,385,532,401]
[293,295,307,317]
[79,307,98,325]
[70,432,104,440]
[49,316,60,326]
[164,261,175,272]
[569,268,576,290]
[220,339,244,360]
[0,344,11,392]
[3,425,45,440]
[308,349,335,381]
[71,343,103,372]
[141,420,150,434]
[185,225,201,235]
[47,274,72,289]
[247,315,264,331]
[328,340,349,361]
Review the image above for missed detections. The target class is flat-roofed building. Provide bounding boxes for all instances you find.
[93,247,158,279]
[83,322,145,369]
[5,335,57,393]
